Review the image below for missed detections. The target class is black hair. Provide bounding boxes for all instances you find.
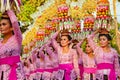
[99,34,112,41]
[29,58,32,64]
[37,51,40,58]
[1,15,12,27]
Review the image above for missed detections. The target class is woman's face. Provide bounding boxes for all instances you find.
[85,43,93,54]
[60,36,70,47]
[0,19,13,35]
[99,36,109,47]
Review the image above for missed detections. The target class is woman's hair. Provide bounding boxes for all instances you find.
[61,34,72,41]
[29,58,32,64]
[98,34,112,41]
[1,12,12,27]
[37,51,40,58]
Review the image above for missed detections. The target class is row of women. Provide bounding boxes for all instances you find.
[23,28,120,80]
[0,10,120,80]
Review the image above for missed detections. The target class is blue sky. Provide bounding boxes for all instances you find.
[109,0,120,23]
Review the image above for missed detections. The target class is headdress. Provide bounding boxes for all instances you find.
[0,0,22,13]
[99,28,109,34]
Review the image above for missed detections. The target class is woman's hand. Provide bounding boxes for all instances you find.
[94,28,102,34]
[77,76,81,80]
[77,77,81,80]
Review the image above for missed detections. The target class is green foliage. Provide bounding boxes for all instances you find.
[81,40,87,52]
[17,0,47,33]
[110,29,120,54]
[18,0,47,22]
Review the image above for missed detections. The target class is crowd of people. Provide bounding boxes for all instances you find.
[22,28,120,80]
[0,10,120,80]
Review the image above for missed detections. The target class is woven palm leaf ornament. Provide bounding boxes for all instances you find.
[95,0,113,30]
[0,0,22,13]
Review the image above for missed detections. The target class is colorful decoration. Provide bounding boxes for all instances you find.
[36,28,45,41]
[96,0,110,20]
[72,19,81,33]
[0,0,22,13]
[57,4,69,21]
[83,14,95,31]
[95,0,112,29]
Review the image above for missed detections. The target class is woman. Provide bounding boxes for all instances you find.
[34,46,45,80]
[45,41,59,80]
[87,28,120,80]
[51,31,80,80]
[0,10,25,80]
[23,59,30,79]
[76,39,97,80]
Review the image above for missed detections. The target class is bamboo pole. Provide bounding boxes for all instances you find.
[113,0,120,53]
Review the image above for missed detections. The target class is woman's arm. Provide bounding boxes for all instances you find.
[51,31,60,51]
[45,44,53,57]
[7,10,22,46]
[87,32,98,51]
[114,51,120,77]
[73,50,80,79]
[76,40,84,57]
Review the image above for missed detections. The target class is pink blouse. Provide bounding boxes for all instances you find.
[76,41,96,68]
[0,10,24,80]
[45,45,59,68]
[0,10,22,58]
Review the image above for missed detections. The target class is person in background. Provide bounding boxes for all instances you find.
[76,38,97,80]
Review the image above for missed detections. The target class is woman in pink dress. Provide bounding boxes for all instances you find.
[51,31,80,80]
[23,59,30,79]
[0,10,25,80]
[35,46,45,80]
[87,28,120,80]
[45,42,59,80]
[76,39,97,80]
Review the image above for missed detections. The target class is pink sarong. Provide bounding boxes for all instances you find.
[44,68,54,73]
[53,67,59,71]
[84,67,97,74]
[97,63,116,80]
[79,64,83,79]
[0,56,20,80]
[59,63,74,80]
[30,70,36,75]
[36,69,44,73]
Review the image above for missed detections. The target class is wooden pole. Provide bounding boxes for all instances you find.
[113,0,120,53]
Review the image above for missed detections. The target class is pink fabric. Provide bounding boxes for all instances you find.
[36,69,44,72]
[0,10,24,80]
[45,43,59,68]
[79,64,83,78]
[0,56,20,80]
[7,10,22,46]
[87,33,120,76]
[53,67,59,71]
[17,0,22,6]
[77,40,96,80]
[97,63,116,80]
[84,67,97,73]
[44,68,54,73]
[30,70,36,75]
[59,63,74,80]
[51,31,80,77]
